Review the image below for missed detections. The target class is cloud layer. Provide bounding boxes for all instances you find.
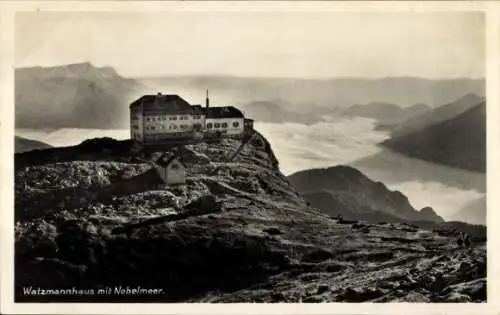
[16,119,485,221]
[254,119,485,219]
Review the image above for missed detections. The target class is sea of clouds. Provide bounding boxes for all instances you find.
[16,116,485,221]
[255,118,485,220]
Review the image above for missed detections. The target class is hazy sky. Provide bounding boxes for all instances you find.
[15,11,485,79]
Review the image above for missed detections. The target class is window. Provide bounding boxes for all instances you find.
[214,123,220,128]
[151,126,156,131]
[173,125,178,130]
[233,122,239,128]
[221,123,228,128]
[170,162,180,170]
[146,117,151,121]
[170,116,177,121]
[207,123,213,129]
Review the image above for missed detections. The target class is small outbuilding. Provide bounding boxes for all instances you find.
[153,153,186,185]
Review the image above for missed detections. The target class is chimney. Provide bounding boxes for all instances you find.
[205,89,210,108]
[157,92,162,96]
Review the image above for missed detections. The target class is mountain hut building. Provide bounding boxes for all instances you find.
[129,91,253,143]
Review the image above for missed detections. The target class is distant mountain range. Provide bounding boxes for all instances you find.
[15,63,484,129]
[381,93,484,136]
[287,165,444,223]
[382,99,486,173]
[15,62,152,129]
[343,102,431,125]
[139,75,485,109]
[15,136,52,153]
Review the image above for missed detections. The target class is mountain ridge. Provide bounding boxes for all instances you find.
[385,93,484,137]
[287,165,444,223]
[15,63,153,129]
[15,136,52,153]
[15,63,484,129]
[139,75,484,109]
[343,102,431,125]
[382,101,486,173]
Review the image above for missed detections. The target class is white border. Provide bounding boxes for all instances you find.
[1,2,499,314]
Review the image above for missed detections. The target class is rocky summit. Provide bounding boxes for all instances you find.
[15,134,486,303]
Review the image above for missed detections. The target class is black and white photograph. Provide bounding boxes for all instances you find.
[1,1,499,313]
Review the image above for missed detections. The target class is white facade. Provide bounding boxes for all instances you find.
[142,114,204,135]
[205,117,244,136]
[129,95,248,142]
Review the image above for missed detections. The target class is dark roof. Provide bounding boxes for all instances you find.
[155,153,186,168]
[191,105,204,115]
[204,106,244,119]
[130,94,193,114]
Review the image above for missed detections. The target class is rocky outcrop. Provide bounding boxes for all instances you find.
[15,136,485,302]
